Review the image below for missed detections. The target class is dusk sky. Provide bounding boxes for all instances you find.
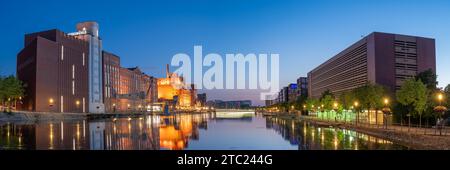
[1,0,450,106]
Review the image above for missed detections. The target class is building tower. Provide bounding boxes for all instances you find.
[73,22,105,113]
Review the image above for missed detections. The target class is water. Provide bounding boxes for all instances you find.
[0,111,407,150]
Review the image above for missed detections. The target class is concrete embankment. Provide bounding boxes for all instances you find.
[0,111,87,123]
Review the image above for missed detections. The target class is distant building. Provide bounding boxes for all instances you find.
[208,100,252,109]
[113,67,155,112]
[279,87,289,103]
[197,93,207,107]
[308,32,436,98]
[296,77,308,98]
[288,83,297,103]
[157,64,197,108]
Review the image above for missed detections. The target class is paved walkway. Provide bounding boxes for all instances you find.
[296,115,450,149]
[299,115,450,136]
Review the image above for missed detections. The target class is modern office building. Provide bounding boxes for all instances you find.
[308,32,436,99]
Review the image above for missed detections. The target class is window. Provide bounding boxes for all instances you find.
[72,80,75,95]
[72,65,75,79]
[82,53,85,66]
[82,97,85,113]
[61,46,64,61]
[60,96,64,113]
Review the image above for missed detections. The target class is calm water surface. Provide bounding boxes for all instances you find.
[0,111,407,150]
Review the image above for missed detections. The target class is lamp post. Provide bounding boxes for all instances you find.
[354,101,359,126]
[112,103,116,113]
[434,93,447,136]
[49,98,54,112]
[76,100,80,112]
[303,105,306,115]
[333,102,338,122]
[382,98,391,129]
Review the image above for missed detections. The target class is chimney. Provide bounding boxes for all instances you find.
[166,64,170,78]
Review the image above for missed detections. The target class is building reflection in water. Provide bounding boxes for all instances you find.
[265,117,407,150]
[0,113,213,150]
[1,113,406,150]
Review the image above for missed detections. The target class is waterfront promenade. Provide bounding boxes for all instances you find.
[264,112,450,150]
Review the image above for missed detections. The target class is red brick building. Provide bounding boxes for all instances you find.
[17,22,159,113]
[17,29,89,113]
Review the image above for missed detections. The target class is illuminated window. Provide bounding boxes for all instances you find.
[72,65,75,79]
[60,96,64,113]
[82,97,85,113]
[82,53,85,66]
[61,46,64,61]
[72,80,75,95]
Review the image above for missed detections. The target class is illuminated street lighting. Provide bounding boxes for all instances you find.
[49,98,54,107]
[434,92,447,135]
[382,98,391,129]
[75,100,80,109]
[354,101,359,126]
[437,93,443,106]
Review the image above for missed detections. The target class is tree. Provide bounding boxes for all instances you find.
[396,79,427,130]
[320,94,334,120]
[339,91,355,122]
[415,69,438,90]
[320,89,335,101]
[0,75,25,112]
[352,83,385,125]
[320,94,334,111]
[295,95,308,114]
[339,91,355,110]
[415,69,439,128]
[305,98,319,112]
[445,84,450,108]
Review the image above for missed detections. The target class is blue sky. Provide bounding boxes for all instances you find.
[1,0,449,106]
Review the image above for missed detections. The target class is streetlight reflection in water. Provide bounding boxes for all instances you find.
[0,112,407,150]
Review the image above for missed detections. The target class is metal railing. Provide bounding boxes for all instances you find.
[300,115,450,136]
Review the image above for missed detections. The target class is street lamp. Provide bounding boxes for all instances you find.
[112,103,116,113]
[333,102,338,122]
[434,93,447,135]
[382,98,391,129]
[49,98,54,106]
[438,93,443,106]
[75,100,80,109]
[354,101,359,126]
